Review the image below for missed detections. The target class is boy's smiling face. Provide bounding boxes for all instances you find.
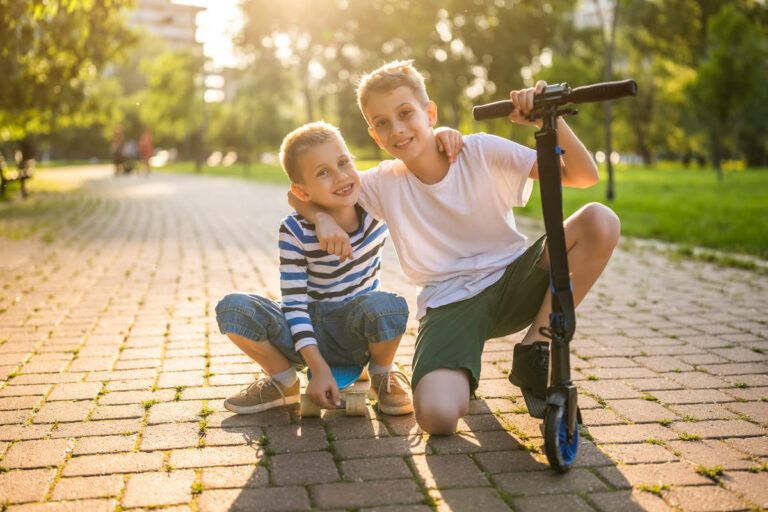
[364,85,438,161]
[290,136,360,210]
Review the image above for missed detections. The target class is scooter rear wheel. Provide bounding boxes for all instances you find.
[544,402,579,473]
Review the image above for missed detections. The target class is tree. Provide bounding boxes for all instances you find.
[0,0,135,142]
[687,4,768,177]
[133,51,205,152]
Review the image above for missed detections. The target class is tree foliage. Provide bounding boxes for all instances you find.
[0,0,135,141]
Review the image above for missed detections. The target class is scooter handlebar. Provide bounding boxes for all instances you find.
[472,79,637,121]
[568,79,637,105]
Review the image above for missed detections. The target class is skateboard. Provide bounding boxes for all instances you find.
[300,365,369,417]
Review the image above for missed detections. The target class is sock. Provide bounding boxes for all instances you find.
[270,366,298,387]
[368,361,396,376]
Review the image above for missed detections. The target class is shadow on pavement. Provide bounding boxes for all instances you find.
[214,396,633,512]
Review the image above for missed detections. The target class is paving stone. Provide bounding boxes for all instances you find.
[335,435,428,459]
[410,454,489,488]
[2,438,71,468]
[169,445,262,468]
[588,490,672,511]
[89,403,144,420]
[586,423,678,444]
[0,468,57,504]
[6,498,116,511]
[270,451,340,485]
[431,487,509,512]
[650,389,735,405]
[664,484,750,511]
[721,470,768,508]
[513,493,594,512]
[495,468,608,495]
[33,401,93,423]
[146,400,203,424]
[50,475,124,500]
[62,451,164,476]
[72,434,136,455]
[341,456,412,482]
[122,470,196,508]
[197,487,310,511]
[140,421,200,451]
[473,449,546,474]
[201,464,269,489]
[263,424,328,453]
[599,442,678,464]
[596,462,712,488]
[669,419,765,439]
[47,382,103,401]
[310,479,423,509]
[51,418,142,438]
[666,439,756,470]
[667,403,738,421]
[606,398,680,423]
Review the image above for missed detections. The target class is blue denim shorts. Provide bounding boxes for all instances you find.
[215,291,409,367]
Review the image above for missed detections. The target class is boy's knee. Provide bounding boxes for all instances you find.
[216,293,252,317]
[354,292,408,342]
[581,203,620,247]
[415,400,463,435]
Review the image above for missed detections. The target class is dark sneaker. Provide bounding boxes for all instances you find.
[224,376,300,414]
[369,370,413,415]
[509,341,550,399]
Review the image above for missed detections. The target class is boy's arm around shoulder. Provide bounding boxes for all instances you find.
[287,191,353,262]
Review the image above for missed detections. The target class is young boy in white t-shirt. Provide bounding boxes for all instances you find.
[293,60,620,435]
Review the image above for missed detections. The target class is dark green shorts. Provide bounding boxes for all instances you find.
[412,235,549,393]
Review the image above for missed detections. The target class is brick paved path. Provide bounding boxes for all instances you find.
[0,166,766,511]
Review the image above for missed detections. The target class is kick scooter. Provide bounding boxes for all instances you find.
[473,79,637,472]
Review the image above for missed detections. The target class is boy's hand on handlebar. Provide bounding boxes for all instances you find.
[316,213,353,262]
[508,80,547,128]
[434,127,464,164]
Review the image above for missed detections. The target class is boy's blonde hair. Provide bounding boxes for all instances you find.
[279,121,343,183]
[356,60,429,118]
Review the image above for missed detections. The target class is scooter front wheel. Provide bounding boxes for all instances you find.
[544,402,579,472]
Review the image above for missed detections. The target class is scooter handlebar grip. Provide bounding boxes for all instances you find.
[568,79,637,104]
[472,100,514,121]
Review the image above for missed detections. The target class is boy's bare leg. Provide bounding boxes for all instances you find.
[414,368,471,435]
[226,333,293,374]
[367,335,401,366]
[521,202,620,345]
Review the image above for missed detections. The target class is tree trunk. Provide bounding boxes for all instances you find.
[598,0,620,201]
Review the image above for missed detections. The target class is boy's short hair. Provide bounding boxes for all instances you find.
[279,121,343,183]
[356,60,429,117]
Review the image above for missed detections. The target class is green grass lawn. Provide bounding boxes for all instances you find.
[520,165,768,259]
[162,161,767,259]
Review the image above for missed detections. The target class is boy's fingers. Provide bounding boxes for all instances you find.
[329,385,341,408]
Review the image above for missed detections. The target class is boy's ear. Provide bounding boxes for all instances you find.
[367,126,384,149]
[426,101,438,127]
[290,182,311,202]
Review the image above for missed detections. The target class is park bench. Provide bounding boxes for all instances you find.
[0,154,33,199]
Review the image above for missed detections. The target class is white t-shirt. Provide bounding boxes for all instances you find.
[358,132,538,319]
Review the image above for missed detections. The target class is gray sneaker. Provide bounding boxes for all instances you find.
[224,376,300,414]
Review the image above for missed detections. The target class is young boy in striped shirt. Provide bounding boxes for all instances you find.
[215,121,462,415]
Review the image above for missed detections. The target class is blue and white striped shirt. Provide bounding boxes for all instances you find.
[279,206,389,351]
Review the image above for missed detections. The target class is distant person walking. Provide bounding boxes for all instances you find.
[139,130,154,175]
[111,125,125,176]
